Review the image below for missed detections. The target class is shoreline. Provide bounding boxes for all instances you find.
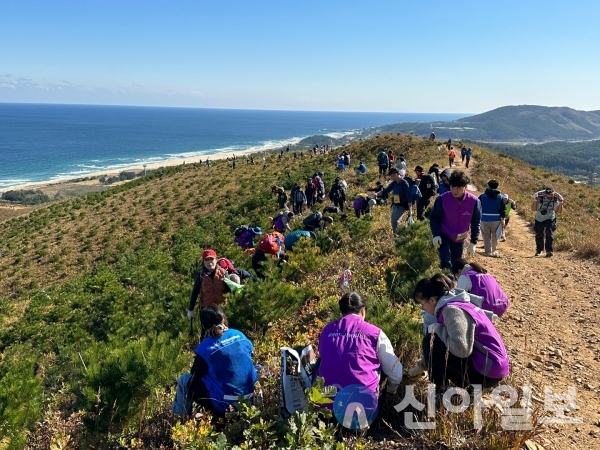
[0,146,273,195]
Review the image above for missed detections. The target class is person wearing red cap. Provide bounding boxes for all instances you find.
[187,249,248,320]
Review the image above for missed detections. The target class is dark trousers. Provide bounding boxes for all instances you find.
[416,196,431,220]
[465,157,471,168]
[293,202,304,214]
[438,234,464,270]
[422,333,502,393]
[333,200,345,212]
[534,219,554,252]
[378,166,388,177]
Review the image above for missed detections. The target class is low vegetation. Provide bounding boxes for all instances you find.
[1,132,586,448]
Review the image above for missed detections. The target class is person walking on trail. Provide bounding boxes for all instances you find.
[303,211,333,232]
[451,259,510,317]
[461,147,467,164]
[437,168,451,194]
[272,211,294,233]
[532,187,564,257]
[317,292,403,398]
[375,167,413,234]
[328,177,347,212]
[407,274,509,394]
[292,185,306,215]
[187,249,253,320]
[276,187,288,210]
[448,147,456,167]
[284,230,316,251]
[187,305,259,416]
[465,147,472,168]
[414,165,438,221]
[500,194,517,242]
[478,179,506,257]
[429,170,481,270]
[387,150,395,169]
[377,149,389,178]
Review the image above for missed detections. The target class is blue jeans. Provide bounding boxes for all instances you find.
[438,234,465,270]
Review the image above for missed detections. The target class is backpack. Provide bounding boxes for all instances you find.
[419,174,438,198]
[377,151,389,166]
[258,231,285,254]
[329,183,343,202]
[294,189,305,203]
[234,225,250,237]
[353,196,367,211]
[217,257,238,274]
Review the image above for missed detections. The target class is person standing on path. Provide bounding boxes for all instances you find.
[429,171,481,269]
[376,168,412,234]
[465,147,472,168]
[531,187,564,257]
[500,194,517,242]
[478,179,506,257]
[377,149,389,178]
[414,165,438,221]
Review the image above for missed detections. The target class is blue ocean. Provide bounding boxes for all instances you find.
[0,103,465,189]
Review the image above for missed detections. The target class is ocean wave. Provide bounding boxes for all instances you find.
[0,179,33,188]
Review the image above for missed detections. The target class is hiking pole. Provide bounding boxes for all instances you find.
[189,317,194,337]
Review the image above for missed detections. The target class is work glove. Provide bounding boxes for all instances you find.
[406,364,427,382]
[432,236,442,248]
[466,242,476,256]
[187,310,194,320]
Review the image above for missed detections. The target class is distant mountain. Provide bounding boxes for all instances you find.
[366,105,600,143]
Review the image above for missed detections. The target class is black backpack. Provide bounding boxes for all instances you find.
[234,225,250,237]
[329,183,343,202]
[419,174,437,198]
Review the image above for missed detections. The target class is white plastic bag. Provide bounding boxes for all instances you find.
[405,216,415,228]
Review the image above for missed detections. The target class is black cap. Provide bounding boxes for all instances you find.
[414,165,424,172]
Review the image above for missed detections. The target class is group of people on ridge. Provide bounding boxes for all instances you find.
[175,142,562,427]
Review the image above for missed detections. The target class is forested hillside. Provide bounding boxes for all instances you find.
[365,105,600,143]
[1,134,599,449]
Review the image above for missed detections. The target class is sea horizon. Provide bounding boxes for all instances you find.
[0,103,467,190]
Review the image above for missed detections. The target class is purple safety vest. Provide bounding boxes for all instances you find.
[464,269,510,316]
[440,191,478,243]
[438,301,510,379]
[317,314,381,394]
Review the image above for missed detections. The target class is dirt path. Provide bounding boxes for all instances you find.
[465,172,600,449]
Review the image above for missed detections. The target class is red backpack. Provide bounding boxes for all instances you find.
[258,231,285,254]
[217,257,238,274]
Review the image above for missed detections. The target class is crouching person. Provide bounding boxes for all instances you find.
[317,292,403,401]
[188,305,259,416]
[408,274,510,394]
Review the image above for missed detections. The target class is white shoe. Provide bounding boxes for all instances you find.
[499,234,506,242]
[492,251,499,257]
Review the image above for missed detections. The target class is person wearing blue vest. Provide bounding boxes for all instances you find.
[429,170,481,270]
[376,168,412,234]
[407,274,509,394]
[478,179,506,257]
[437,168,451,194]
[188,305,258,416]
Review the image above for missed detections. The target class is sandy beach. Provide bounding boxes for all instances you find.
[1,146,266,196]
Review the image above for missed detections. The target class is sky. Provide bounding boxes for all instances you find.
[1,0,599,113]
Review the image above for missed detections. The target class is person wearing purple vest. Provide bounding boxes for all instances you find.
[429,170,481,270]
[408,274,509,394]
[317,292,403,397]
[451,259,510,317]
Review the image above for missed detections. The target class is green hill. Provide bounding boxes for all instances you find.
[2,133,599,449]
[366,105,600,142]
